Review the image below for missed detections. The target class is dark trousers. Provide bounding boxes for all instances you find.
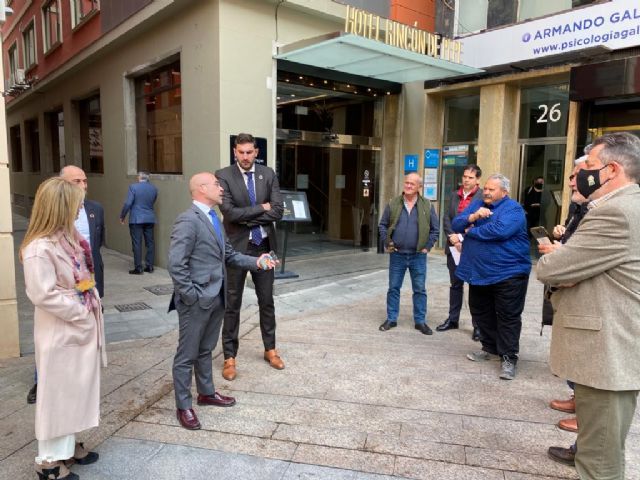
[222,239,276,359]
[469,274,529,360]
[129,223,155,270]
[446,253,473,326]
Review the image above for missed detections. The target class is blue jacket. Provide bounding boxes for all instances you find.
[120,181,158,224]
[451,197,531,285]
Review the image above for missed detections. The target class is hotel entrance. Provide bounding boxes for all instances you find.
[275,67,387,256]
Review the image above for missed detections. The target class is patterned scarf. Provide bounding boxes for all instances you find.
[59,230,100,311]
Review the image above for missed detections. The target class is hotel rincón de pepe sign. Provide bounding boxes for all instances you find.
[344,5,463,64]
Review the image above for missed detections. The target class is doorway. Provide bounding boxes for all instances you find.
[276,131,380,256]
[518,141,566,236]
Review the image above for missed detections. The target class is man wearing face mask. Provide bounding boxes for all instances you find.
[537,132,640,480]
[523,176,544,232]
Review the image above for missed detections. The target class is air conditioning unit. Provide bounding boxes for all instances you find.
[14,68,25,84]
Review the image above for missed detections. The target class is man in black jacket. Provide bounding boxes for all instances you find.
[436,165,483,340]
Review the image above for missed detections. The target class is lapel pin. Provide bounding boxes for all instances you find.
[89,213,95,218]
[259,174,263,180]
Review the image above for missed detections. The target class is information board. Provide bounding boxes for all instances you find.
[280,190,311,222]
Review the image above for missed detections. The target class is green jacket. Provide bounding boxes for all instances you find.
[387,194,432,252]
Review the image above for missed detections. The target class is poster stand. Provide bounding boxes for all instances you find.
[275,190,311,280]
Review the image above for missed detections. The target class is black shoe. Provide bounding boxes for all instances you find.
[472,327,481,342]
[27,383,37,404]
[436,320,459,332]
[547,445,576,466]
[379,321,397,331]
[144,266,154,273]
[129,268,143,275]
[415,323,433,335]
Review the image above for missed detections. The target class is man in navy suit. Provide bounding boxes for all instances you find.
[120,172,158,274]
[215,133,284,381]
[27,165,105,404]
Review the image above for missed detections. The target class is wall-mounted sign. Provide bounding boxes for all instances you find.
[345,5,462,64]
[404,154,419,173]
[442,145,468,167]
[424,149,440,168]
[461,0,640,69]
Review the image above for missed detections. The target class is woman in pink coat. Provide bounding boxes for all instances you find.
[21,177,106,480]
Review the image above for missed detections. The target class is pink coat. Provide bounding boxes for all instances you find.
[23,233,106,441]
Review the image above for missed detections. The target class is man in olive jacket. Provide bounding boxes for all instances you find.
[537,132,640,480]
[378,172,439,335]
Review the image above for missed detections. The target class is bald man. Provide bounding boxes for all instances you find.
[59,165,106,298]
[167,172,275,430]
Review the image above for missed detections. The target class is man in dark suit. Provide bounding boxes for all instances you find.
[119,171,158,274]
[215,133,284,381]
[167,172,275,430]
[436,165,483,340]
[27,165,106,404]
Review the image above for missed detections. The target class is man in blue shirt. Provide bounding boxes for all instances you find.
[452,173,531,380]
[120,172,158,274]
[378,172,439,335]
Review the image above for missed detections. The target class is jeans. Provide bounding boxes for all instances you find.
[386,252,427,325]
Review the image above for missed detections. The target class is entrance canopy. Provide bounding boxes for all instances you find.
[276,32,483,84]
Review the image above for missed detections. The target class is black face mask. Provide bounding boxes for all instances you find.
[576,166,609,199]
[535,181,544,188]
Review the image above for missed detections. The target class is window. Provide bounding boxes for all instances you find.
[43,0,62,52]
[519,85,569,139]
[24,119,41,173]
[23,21,37,70]
[79,94,103,173]
[9,125,23,172]
[70,0,100,28]
[135,58,182,174]
[8,42,19,85]
[47,109,65,172]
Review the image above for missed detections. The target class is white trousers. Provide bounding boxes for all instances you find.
[36,434,75,464]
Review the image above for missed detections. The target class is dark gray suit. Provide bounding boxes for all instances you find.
[84,199,105,298]
[442,188,482,325]
[168,203,257,410]
[215,164,284,359]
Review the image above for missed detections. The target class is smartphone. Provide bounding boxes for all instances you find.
[530,226,551,245]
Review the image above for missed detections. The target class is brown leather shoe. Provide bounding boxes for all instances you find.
[558,417,578,433]
[549,395,575,413]
[176,408,201,430]
[222,357,236,381]
[264,349,285,370]
[197,392,236,407]
[547,445,576,466]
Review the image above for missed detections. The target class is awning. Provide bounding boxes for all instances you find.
[275,32,483,84]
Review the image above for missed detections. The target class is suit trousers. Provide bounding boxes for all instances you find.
[574,383,638,480]
[172,294,224,410]
[222,240,276,359]
[468,274,528,360]
[129,223,155,270]
[446,252,467,325]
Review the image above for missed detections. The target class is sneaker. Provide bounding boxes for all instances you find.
[500,355,517,380]
[466,351,493,362]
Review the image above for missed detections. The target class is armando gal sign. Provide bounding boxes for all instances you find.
[344,5,463,64]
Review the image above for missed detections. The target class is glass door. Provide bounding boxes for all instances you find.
[518,143,566,237]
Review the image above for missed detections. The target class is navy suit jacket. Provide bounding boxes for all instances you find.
[120,181,158,224]
[84,199,105,298]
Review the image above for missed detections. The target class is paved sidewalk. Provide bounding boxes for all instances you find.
[2,216,639,479]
